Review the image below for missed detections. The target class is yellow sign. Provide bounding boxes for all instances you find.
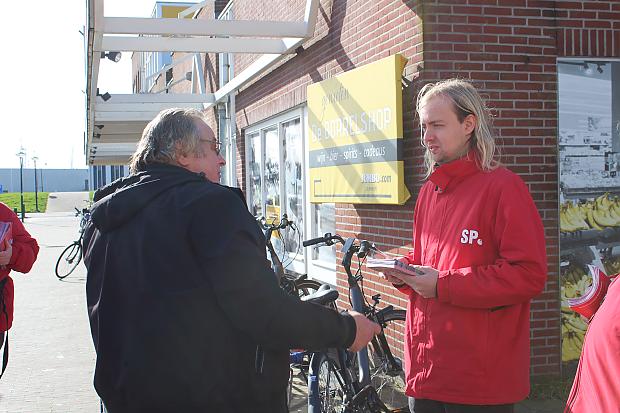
[307,54,410,204]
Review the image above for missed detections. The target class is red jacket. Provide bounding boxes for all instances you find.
[399,155,547,404]
[0,203,39,331]
[564,277,620,412]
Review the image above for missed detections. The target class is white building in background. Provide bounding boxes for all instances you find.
[89,165,128,191]
[0,169,89,193]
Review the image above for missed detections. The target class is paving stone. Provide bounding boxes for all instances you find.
[0,212,99,413]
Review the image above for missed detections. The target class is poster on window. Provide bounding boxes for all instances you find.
[558,60,620,366]
[307,54,410,204]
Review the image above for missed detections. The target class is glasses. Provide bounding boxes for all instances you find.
[200,138,222,156]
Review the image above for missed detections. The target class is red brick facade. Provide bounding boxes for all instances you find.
[194,0,620,378]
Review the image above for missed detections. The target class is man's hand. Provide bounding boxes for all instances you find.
[347,311,381,352]
[380,270,405,286]
[379,256,410,286]
[0,238,12,267]
[401,266,439,298]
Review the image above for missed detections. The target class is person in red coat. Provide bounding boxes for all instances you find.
[564,277,620,412]
[382,79,547,412]
[0,202,39,376]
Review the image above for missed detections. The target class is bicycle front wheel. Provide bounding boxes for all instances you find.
[368,308,407,411]
[308,352,346,413]
[55,242,82,279]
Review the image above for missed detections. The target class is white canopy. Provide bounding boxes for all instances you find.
[85,0,319,165]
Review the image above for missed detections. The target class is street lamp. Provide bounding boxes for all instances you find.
[32,156,39,212]
[16,147,26,222]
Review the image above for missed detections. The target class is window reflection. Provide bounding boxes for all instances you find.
[248,133,262,217]
[283,119,303,254]
[264,128,280,221]
[312,203,336,264]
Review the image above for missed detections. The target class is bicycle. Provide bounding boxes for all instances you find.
[257,214,323,297]
[55,207,90,279]
[303,233,408,413]
[257,214,332,406]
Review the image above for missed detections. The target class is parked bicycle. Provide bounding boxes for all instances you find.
[257,214,322,297]
[258,214,334,407]
[55,207,90,279]
[303,233,408,413]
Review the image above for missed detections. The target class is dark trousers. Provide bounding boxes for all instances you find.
[409,397,515,413]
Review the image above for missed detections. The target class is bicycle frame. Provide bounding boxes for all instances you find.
[341,237,371,388]
[305,233,407,412]
[257,215,292,283]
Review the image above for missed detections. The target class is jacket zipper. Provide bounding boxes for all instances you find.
[422,186,446,385]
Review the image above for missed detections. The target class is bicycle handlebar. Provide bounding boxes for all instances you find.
[257,213,295,232]
[302,233,345,247]
[75,207,90,215]
[302,233,375,259]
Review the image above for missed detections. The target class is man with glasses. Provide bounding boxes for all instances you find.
[83,108,379,413]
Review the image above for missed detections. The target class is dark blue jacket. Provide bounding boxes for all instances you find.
[83,163,355,412]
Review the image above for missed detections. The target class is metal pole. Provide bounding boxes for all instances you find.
[33,157,39,212]
[19,155,25,222]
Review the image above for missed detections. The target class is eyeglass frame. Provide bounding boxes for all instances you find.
[199,138,222,156]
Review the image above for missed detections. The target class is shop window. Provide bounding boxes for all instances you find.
[245,109,336,282]
[558,58,620,365]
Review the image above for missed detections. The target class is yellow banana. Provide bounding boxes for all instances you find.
[611,203,620,219]
[569,333,584,352]
[596,193,612,210]
[562,333,582,361]
[586,206,604,230]
[565,315,588,333]
[592,205,619,227]
[561,282,577,299]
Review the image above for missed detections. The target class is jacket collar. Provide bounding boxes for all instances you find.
[428,150,481,192]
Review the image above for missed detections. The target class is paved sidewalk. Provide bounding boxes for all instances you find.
[0,212,99,412]
[288,368,566,413]
[46,192,90,213]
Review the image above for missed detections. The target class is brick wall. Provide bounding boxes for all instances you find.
[206,0,620,377]
[419,0,619,377]
[232,0,424,363]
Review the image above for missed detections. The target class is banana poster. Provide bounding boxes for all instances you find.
[307,54,410,204]
[558,60,619,366]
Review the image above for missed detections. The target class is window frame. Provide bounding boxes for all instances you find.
[244,106,336,284]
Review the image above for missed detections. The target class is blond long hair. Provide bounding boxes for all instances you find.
[416,79,499,178]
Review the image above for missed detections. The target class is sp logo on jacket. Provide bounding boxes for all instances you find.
[460,229,483,246]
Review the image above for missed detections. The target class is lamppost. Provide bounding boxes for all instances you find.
[32,156,39,212]
[16,147,26,222]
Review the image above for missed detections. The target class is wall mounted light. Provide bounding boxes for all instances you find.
[100,51,122,62]
[96,88,112,101]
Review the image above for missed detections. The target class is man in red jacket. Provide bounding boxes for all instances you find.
[382,79,547,412]
[0,202,39,377]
